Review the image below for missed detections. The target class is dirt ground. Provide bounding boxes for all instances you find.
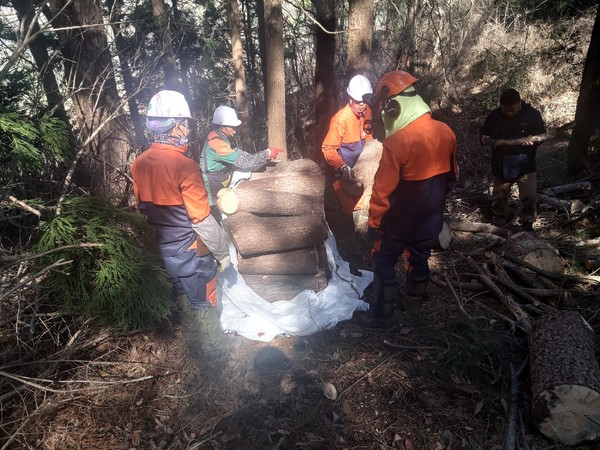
[3,138,600,449]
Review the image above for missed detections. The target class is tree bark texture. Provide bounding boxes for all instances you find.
[218,188,320,216]
[151,0,180,90]
[567,5,600,175]
[242,272,328,302]
[106,0,144,150]
[227,0,252,150]
[237,247,319,275]
[347,0,374,77]
[13,0,71,128]
[225,212,327,256]
[249,159,324,179]
[49,0,132,196]
[314,0,337,164]
[237,173,325,199]
[264,0,287,156]
[529,310,600,445]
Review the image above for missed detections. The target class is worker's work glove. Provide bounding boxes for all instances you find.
[340,165,353,182]
[269,147,284,159]
[217,254,230,272]
[368,227,379,241]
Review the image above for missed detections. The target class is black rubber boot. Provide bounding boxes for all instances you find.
[359,275,399,330]
[402,270,429,315]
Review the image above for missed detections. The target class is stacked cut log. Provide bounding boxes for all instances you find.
[219,160,330,302]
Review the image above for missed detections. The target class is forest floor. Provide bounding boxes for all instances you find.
[3,137,600,449]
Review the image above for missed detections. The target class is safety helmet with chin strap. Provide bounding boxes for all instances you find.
[146,90,193,134]
[212,106,242,127]
[347,75,373,102]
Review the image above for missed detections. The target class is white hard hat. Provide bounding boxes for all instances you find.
[212,105,241,127]
[347,75,373,102]
[147,90,192,119]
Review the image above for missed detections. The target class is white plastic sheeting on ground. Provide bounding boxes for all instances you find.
[217,231,372,342]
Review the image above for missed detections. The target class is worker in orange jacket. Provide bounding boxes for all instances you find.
[361,71,458,329]
[131,90,231,354]
[322,75,374,217]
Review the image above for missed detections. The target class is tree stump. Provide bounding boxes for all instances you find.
[225,212,327,257]
[529,311,600,445]
[504,232,565,274]
[237,247,319,275]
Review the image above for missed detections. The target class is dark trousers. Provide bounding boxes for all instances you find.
[372,235,431,282]
[161,248,217,310]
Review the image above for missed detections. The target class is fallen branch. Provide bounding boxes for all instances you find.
[448,219,511,238]
[504,359,529,450]
[503,253,600,285]
[467,256,532,333]
[6,195,42,217]
[0,243,102,266]
[444,273,472,320]
[542,181,591,196]
[0,369,154,393]
[0,258,72,301]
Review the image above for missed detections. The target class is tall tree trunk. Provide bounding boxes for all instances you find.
[49,0,131,196]
[567,5,600,176]
[395,0,418,70]
[347,0,373,77]
[314,0,337,165]
[227,0,252,149]
[106,0,144,151]
[264,0,287,157]
[151,0,180,90]
[256,0,268,102]
[12,0,70,128]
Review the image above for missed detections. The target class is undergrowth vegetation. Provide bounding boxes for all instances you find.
[34,197,172,329]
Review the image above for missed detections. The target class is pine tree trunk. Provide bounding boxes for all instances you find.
[314,0,337,164]
[49,0,132,197]
[567,5,600,176]
[264,0,287,158]
[529,311,600,445]
[347,0,374,77]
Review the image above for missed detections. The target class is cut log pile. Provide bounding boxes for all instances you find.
[434,221,600,446]
[220,160,330,302]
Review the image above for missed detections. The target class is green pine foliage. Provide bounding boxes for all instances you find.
[35,196,173,329]
[0,111,70,175]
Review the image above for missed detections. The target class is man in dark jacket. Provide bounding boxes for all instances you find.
[480,89,546,231]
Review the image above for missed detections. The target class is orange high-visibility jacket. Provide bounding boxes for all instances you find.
[322,104,372,169]
[369,114,457,241]
[131,142,211,256]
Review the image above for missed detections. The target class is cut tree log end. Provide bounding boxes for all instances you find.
[533,385,600,445]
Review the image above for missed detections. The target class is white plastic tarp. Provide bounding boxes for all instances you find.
[217,231,372,342]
